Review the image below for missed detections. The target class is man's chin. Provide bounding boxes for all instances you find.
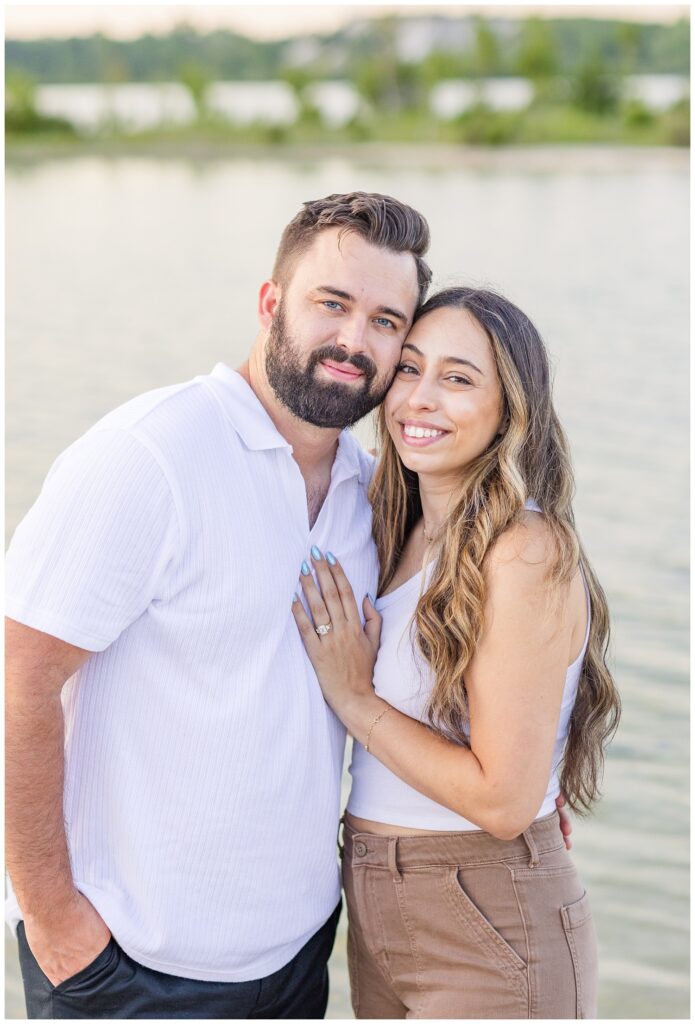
[290,393,376,429]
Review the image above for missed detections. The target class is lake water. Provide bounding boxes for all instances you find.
[5,146,689,1019]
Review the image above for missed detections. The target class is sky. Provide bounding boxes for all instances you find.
[4,2,689,41]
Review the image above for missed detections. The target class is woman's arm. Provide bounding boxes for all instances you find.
[293,519,575,840]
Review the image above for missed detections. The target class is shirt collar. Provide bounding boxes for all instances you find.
[202,363,292,452]
[202,363,370,485]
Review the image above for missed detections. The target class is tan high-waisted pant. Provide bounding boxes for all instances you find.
[341,811,598,1019]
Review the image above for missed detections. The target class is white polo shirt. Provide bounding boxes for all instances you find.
[5,363,379,982]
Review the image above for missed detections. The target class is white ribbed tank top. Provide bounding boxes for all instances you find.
[347,501,591,830]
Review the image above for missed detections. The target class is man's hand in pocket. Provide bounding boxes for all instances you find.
[23,891,112,987]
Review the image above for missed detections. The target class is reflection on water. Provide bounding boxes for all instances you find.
[5,148,688,1019]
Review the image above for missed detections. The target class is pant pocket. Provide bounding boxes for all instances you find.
[446,866,527,976]
[52,938,118,995]
[17,920,117,995]
[561,891,598,1019]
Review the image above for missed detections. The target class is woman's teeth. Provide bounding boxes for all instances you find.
[403,425,445,439]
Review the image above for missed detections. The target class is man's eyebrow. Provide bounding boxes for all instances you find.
[401,342,483,375]
[315,287,408,324]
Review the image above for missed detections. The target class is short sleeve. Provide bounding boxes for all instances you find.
[5,428,180,651]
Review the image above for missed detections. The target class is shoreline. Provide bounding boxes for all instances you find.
[5,139,689,170]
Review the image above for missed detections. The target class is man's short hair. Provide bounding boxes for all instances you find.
[273,192,432,306]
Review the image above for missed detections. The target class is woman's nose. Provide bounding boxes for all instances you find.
[407,377,438,410]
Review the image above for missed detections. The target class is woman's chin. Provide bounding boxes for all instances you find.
[396,446,443,474]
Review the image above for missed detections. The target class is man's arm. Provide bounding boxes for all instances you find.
[5,618,112,986]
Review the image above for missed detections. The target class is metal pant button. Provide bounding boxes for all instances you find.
[354,841,367,857]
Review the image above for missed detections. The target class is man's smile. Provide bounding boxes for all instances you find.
[319,359,365,383]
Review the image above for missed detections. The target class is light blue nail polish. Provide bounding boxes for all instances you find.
[326,551,337,566]
[311,545,322,560]
[301,561,311,576]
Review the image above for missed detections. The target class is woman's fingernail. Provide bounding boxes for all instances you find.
[311,545,323,560]
[301,561,311,576]
[326,551,337,565]
[292,591,301,603]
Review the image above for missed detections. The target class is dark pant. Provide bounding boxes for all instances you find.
[17,902,341,1019]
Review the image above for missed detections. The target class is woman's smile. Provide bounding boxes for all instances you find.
[399,420,451,446]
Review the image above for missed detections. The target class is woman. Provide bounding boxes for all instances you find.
[291,287,620,1019]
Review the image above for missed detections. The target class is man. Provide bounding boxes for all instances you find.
[5,192,431,1019]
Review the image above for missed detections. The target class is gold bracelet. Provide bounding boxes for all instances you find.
[365,705,392,753]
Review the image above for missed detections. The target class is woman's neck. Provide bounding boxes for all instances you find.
[417,472,463,539]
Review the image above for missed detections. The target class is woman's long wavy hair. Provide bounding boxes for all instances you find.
[370,287,620,814]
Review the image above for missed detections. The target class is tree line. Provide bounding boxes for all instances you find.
[5,15,689,85]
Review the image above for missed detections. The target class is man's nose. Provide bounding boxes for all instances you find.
[335,316,368,356]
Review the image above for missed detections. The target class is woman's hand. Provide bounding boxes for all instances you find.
[291,547,382,718]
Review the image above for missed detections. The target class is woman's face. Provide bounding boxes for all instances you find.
[384,306,505,481]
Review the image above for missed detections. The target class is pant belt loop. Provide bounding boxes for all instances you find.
[387,838,402,882]
[522,827,539,868]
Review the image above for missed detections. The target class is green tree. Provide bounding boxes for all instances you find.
[471,16,500,77]
[616,21,641,77]
[572,52,620,115]
[517,17,558,81]
[651,18,689,73]
[5,70,37,118]
[178,62,210,119]
[280,67,322,128]
[350,17,425,113]
[5,69,76,135]
[419,50,466,88]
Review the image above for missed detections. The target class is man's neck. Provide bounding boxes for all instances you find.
[236,352,340,480]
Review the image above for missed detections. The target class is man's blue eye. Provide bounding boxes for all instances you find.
[375,318,395,329]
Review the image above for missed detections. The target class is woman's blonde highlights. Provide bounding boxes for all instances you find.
[370,288,620,814]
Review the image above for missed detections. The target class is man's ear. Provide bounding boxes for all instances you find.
[258,279,281,329]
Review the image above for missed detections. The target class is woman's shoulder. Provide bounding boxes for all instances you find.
[484,508,558,582]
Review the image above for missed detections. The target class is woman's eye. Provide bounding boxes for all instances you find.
[396,363,418,375]
[447,375,473,386]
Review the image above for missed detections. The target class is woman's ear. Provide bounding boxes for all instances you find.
[496,407,510,438]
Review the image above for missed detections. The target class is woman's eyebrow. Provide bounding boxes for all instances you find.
[402,342,483,375]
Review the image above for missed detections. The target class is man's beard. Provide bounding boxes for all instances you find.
[265,303,393,428]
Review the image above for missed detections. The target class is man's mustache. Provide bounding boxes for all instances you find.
[308,345,377,384]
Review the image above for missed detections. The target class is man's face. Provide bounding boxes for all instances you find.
[264,227,419,428]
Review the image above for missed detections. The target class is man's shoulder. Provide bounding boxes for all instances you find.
[91,374,236,461]
[93,376,213,436]
[58,375,230,490]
